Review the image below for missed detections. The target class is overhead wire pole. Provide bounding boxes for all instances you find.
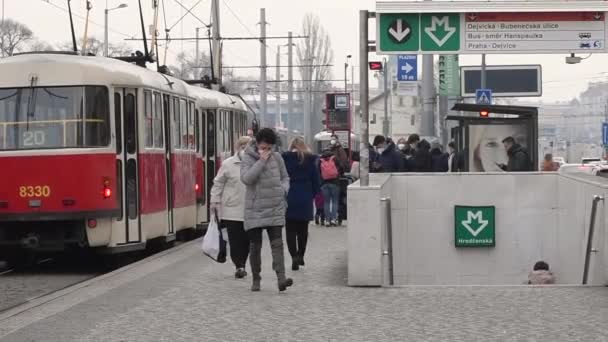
[359,10,371,187]
[287,31,294,132]
[211,0,221,83]
[383,57,389,137]
[276,45,281,128]
[259,8,268,127]
[195,27,200,79]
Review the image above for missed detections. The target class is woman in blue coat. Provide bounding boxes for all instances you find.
[282,137,321,271]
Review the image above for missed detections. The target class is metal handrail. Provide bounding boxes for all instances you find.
[380,197,394,286]
[582,195,604,285]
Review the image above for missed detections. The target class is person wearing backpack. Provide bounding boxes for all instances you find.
[319,147,342,227]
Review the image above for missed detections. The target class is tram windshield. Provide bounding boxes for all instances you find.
[0,86,110,150]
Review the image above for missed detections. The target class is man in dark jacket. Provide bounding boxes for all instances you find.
[413,139,433,172]
[500,136,532,172]
[431,144,449,172]
[448,141,465,172]
[372,135,404,173]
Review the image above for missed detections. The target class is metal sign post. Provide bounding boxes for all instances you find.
[359,10,371,186]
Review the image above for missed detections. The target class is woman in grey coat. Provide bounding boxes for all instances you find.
[240,128,293,292]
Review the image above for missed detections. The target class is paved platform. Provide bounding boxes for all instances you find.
[1,226,608,342]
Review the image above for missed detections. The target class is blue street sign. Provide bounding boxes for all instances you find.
[603,122,608,146]
[476,89,493,105]
[397,55,417,81]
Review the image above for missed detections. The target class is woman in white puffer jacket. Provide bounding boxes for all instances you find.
[210,136,251,279]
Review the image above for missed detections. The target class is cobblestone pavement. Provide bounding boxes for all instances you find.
[1,225,608,342]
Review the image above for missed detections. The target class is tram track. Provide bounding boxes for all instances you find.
[0,256,101,314]
[0,239,193,314]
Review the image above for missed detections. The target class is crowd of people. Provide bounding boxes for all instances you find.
[208,129,544,293]
[367,134,466,173]
[367,134,537,173]
[210,128,348,293]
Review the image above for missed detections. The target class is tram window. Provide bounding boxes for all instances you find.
[125,93,137,154]
[153,92,163,148]
[0,86,111,151]
[180,99,187,149]
[144,90,153,148]
[114,92,122,155]
[172,97,180,149]
[188,101,195,150]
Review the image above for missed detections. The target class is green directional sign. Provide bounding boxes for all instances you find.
[378,13,420,52]
[421,13,460,51]
[454,206,495,247]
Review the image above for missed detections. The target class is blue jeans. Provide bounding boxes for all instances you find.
[321,183,339,221]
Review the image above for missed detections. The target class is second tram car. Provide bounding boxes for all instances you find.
[0,53,247,261]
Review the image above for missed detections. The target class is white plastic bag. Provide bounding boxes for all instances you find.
[201,212,226,263]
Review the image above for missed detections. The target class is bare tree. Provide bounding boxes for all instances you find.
[27,39,55,52]
[59,37,132,57]
[0,19,34,57]
[296,13,334,135]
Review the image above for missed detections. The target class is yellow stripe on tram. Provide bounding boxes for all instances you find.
[0,119,105,125]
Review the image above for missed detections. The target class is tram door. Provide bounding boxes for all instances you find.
[205,110,216,219]
[122,88,141,243]
[163,94,175,234]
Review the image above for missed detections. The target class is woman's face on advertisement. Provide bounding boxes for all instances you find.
[478,137,507,172]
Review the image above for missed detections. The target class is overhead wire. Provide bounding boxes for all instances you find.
[41,0,181,59]
[221,0,289,65]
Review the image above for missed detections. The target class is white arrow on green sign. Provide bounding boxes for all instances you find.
[421,14,460,51]
[454,206,495,247]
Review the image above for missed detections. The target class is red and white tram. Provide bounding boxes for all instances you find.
[0,53,247,261]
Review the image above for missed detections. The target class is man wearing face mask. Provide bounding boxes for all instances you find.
[396,137,414,172]
[372,135,404,173]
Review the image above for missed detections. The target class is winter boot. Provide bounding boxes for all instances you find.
[270,237,293,292]
[249,241,262,291]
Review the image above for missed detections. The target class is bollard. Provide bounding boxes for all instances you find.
[582,195,604,285]
[380,197,394,286]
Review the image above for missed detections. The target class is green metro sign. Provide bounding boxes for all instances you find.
[421,13,460,51]
[454,206,495,247]
[378,13,460,54]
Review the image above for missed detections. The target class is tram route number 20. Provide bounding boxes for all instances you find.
[22,131,46,146]
[19,185,51,198]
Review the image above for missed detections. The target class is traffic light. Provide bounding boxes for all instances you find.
[368,61,383,71]
[479,109,489,117]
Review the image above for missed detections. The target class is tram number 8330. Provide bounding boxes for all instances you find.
[19,185,51,198]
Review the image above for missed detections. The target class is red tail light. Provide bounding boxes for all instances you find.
[87,219,98,228]
[102,177,112,199]
[195,183,200,191]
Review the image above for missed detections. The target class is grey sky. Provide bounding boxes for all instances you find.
[6,0,608,102]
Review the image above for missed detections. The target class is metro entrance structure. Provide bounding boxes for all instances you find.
[350,1,608,288]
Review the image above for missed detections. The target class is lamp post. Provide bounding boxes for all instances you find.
[104,2,128,57]
[344,54,352,92]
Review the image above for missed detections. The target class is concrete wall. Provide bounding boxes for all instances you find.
[347,173,608,286]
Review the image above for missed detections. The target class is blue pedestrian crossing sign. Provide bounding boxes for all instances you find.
[603,122,608,146]
[397,55,417,81]
[476,89,492,105]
